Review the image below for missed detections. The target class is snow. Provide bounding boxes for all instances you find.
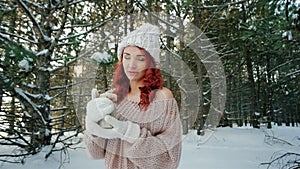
[37,49,49,56]
[0,125,299,169]
[18,59,31,72]
[14,88,47,125]
[90,51,112,64]
[0,33,10,40]
[45,94,52,101]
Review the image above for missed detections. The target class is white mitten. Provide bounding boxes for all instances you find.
[86,88,116,128]
[86,97,115,121]
[91,88,117,102]
[100,91,117,103]
[85,116,120,138]
[104,115,141,143]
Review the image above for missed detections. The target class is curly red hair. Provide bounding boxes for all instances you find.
[112,47,163,110]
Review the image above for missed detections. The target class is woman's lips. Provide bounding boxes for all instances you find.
[127,71,137,76]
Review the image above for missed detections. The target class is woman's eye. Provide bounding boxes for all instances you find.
[123,55,130,59]
[137,56,145,61]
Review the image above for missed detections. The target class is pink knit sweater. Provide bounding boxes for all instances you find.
[84,97,182,169]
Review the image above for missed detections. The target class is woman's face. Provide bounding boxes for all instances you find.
[122,46,148,81]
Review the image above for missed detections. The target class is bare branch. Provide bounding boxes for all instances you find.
[0,31,38,44]
[16,0,47,41]
[261,151,300,169]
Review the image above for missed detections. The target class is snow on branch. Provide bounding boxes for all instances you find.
[14,88,47,125]
[286,70,300,77]
[22,0,45,9]
[269,58,300,73]
[200,0,248,9]
[0,33,34,55]
[0,31,38,44]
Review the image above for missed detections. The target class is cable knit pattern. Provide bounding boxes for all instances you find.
[84,98,182,169]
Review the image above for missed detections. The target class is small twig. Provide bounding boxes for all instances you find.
[263,129,294,146]
[261,151,300,169]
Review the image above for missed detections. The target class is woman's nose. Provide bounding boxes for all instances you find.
[128,59,137,69]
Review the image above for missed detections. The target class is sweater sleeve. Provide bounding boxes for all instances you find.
[123,99,182,169]
[84,132,107,159]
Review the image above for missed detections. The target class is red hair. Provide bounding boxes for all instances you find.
[112,47,163,110]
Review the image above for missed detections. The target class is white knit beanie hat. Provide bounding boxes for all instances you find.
[117,23,161,64]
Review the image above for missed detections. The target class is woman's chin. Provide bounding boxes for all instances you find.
[127,76,144,82]
[126,73,139,80]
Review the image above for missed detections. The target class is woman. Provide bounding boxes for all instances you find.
[84,23,182,169]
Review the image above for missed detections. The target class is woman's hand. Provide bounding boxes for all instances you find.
[86,88,117,122]
[86,97,115,122]
[103,115,141,144]
[85,88,117,134]
[100,92,117,103]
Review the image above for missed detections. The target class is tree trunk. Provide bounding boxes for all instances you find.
[266,55,272,129]
[36,57,52,145]
[245,54,258,128]
[34,3,53,146]
[191,0,205,135]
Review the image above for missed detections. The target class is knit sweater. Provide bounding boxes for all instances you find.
[84,97,182,169]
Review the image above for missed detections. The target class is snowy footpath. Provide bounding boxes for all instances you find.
[1,125,299,169]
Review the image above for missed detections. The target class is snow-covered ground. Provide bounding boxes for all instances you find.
[1,124,299,169]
